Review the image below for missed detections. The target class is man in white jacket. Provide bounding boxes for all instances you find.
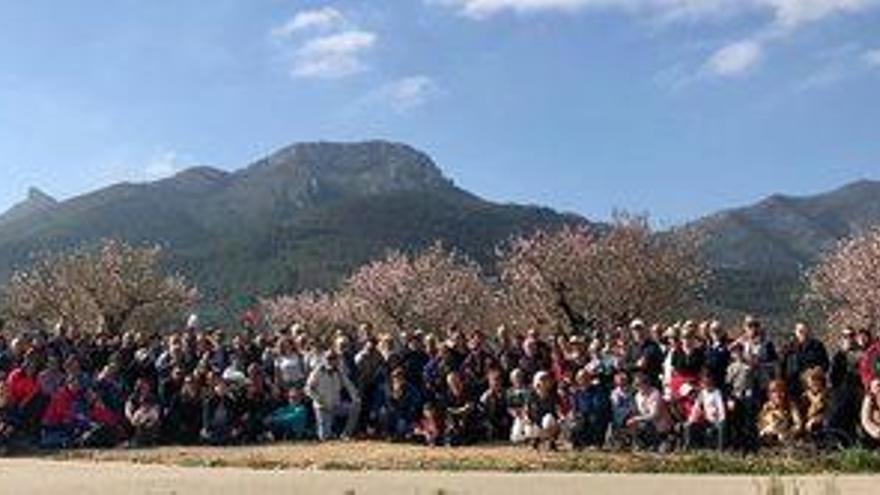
[305,351,361,441]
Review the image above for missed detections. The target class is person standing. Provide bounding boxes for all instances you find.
[305,351,361,441]
[783,323,829,398]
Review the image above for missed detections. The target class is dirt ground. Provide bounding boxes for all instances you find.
[1,457,877,495]
[44,441,880,473]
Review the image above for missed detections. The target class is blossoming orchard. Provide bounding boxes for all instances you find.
[2,224,880,454]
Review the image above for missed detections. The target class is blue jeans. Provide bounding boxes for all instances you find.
[314,402,359,441]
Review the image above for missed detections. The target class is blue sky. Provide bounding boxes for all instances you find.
[1,0,879,225]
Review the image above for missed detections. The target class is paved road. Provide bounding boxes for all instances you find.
[0,459,874,495]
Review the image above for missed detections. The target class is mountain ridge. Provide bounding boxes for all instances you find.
[2,143,877,322]
[0,141,583,320]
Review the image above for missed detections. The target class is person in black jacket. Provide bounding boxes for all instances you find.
[201,379,243,445]
[443,371,481,446]
[479,368,511,442]
[0,384,17,453]
[628,320,664,387]
[570,366,611,449]
[784,323,829,398]
[163,376,202,445]
[704,321,731,394]
[827,327,863,443]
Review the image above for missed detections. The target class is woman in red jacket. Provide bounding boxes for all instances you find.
[5,354,47,435]
[41,375,89,448]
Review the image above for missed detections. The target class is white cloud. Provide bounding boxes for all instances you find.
[432,0,878,27]
[271,7,346,38]
[433,0,879,80]
[271,7,378,80]
[706,39,763,77]
[865,48,880,68]
[373,76,442,113]
[769,0,877,30]
[793,43,871,92]
[292,30,378,79]
[795,67,847,91]
[144,151,183,181]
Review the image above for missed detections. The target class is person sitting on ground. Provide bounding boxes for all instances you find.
[163,375,202,445]
[125,378,161,446]
[684,372,726,451]
[443,371,481,446]
[305,351,361,441]
[80,389,124,448]
[801,366,828,436]
[860,378,880,446]
[7,353,47,436]
[264,387,311,441]
[515,371,561,450]
[94,361,126,418]
[377,367,422,442]
[201,378,243,445]
[479,367,511,442]
[0,383,17,452]
[240,364,277,443]
[570,365,611,449]
[757,379,802,446]
[414,402,443,446]
[506,368,532,442]
[40,375,91,449]
[626,371,673,451]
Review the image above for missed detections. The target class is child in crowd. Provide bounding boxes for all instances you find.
[802,366,828,435]
[684,373,726,450]
[758,380,802,446]
[414,402,442,446]
[609,371,635,432]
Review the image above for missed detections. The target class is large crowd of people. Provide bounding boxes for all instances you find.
[2,315,880,454]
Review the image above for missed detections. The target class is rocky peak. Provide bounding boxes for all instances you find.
[0,187,58,226]
[245,140,452,195]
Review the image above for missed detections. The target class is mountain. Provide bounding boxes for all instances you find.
[0,141,582,320]
[4,140,874,324]
[0,187,58,227]
[692,179,880,319]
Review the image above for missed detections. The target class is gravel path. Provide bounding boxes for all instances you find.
[1,458,877,495]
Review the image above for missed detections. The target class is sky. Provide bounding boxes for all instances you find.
[1,0,879,226]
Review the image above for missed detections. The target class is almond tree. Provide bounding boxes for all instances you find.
[1,239,197,335]
[805,227,880,332]
[264,243,501,337]
[498,216,708,333]
[340,243,501,335]
[261,290,367,335]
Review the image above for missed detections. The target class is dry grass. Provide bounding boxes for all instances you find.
[46,442,880,475]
